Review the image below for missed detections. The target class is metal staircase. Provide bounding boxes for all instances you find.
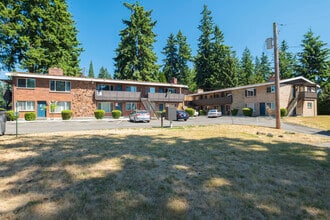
[141,98,157,118]
[286,95,298,116]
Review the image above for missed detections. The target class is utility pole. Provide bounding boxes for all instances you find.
[273,22,281,129]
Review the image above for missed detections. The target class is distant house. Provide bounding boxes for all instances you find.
[4,68,188,119]
[186,76,319,117]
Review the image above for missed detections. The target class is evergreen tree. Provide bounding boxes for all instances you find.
[279,40,296,79]
[195,5,214,91]
[113,2,159,81]
[176,30,193,86]
[239,48,255,85]
[0,0,82,75]
[258,52,272,82]
[98,67,111,79]
[162,33,178,82]
[88,61,94,78]
[297,29,330,87]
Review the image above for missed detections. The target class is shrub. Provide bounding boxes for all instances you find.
[242,107,253,117]
[280,108,287,117]
[61,110,72,120]
[112,110,122,119]
[6,110,18,121]
[185,108,195,117]
[199,109,206,116]
[24,112,36,121]
[94,109,105,119]
[231,108,238,116]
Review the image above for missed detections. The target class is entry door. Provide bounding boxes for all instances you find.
[38,101,47,118]
[260,103,266,116]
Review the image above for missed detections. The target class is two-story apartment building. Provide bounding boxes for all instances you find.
[5,68,188,119]
[186,76,319,117]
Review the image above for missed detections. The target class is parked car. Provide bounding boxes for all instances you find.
[176,110,189,121]
[129,110,150,122]
[207,109,222,118]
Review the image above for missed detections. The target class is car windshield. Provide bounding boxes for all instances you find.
[209,110,217,112]
[136,110,148,114]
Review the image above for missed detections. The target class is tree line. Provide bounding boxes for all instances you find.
[0,1,329,113]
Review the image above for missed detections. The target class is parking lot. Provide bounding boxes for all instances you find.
[4,115,329,139]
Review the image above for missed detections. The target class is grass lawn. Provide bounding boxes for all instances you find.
[0,125,329,219]
[283,115,330,130]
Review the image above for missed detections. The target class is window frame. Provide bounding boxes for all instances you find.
[126,102,137,111]
[17,78,36,89]
[245,88,256,97]
[50,80,71,92]
[97,102,114,113]
[266,85,275,93]
[51,101,71,113]
[16,101,35,111]
[307,102,313,109]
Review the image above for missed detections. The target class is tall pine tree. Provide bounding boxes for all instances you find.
[239,48,254,85]
[195,5,214,91]
[98,67,111,79]
[279,40,296,79]
[176,30,193,86]
[88,61,94,78]
[0,0,82,75]
[114,2,158,82]
[162,33,178,82]
[297,29,330,87]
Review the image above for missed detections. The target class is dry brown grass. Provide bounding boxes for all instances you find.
[283,115,330,130]
[0,125,329,219]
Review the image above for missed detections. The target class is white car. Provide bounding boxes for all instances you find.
[207,109,222,118]
[129,110,150,122]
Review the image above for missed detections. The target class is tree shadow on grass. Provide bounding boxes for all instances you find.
[0,132,329,219]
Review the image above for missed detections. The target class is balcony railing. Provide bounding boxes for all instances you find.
[95,90,141,101]
[148,92,185,102]
[192,96,233,106]
[298,92,317,100]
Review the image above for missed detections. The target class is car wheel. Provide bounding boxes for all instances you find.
[184,119,187,121]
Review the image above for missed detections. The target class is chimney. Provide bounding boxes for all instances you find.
[268,74,275,82]
[170,77,177,84]
[48,67,63,76]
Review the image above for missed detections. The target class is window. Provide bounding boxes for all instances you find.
[306,87,316,93]
[159,103,164,111]
[245,103,256,112]
[245,88,256,97]
[97,84,113,91]
[307,102,313,109]
[17,78,35,88]
[149,87,155,93]
[98,102,114,113]
[17,101,35,111]
[266,85,275,93]
[266,102,275,110]
[126,86,137,92]
[126,102,137,111]
[167,88,176,94]
[50,80,71,92]
[53,102,71,113]
[159,88,164,93]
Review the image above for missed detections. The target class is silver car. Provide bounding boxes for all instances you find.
[207,109,222,118]
[129,110,151,123]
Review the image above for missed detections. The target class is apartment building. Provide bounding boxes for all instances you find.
[5,68,188,119]
[186,77,318,117]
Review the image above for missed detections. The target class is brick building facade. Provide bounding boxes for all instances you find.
[5,68,188,119]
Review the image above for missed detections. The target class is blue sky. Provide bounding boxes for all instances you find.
[1,0,330,78]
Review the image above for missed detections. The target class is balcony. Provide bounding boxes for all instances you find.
[298,92,317,100]
[95,90,141,101]
[148,92,185,102]
[192,96,233,106]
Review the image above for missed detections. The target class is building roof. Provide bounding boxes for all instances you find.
[5,72,188,88]
[188,76,319,97]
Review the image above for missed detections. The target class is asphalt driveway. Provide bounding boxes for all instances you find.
[3,116,330,139]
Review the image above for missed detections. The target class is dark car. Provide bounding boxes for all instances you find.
[176,110,189,121]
